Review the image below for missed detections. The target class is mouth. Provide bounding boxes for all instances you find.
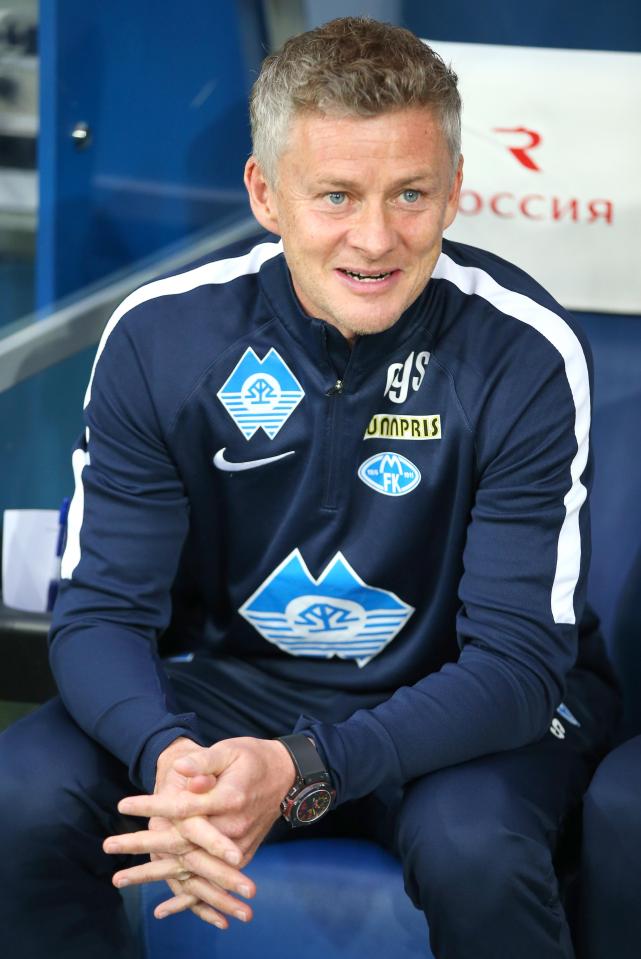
[337,268,398,284]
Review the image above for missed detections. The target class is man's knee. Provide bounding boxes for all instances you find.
[0,712,67,844]
[396,769,552,913]
[0,700,129,855]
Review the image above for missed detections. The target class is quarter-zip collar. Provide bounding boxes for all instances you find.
[258,251,436,387]
[324,323,351,382]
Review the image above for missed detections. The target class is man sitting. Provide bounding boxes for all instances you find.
[0,17,619,959]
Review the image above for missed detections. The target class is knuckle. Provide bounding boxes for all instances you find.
[180,821,211,852]
[171,834,190,854]
[175,818,196,841]
[175,795,194,819]
[224,787,245,812]
[237,813,252,834]
[223,817,246,840]
[234,814,250,836]
[219,820,239,840]
[181,849,198,869]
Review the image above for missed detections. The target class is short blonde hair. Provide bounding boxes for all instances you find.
[250,16,461,185]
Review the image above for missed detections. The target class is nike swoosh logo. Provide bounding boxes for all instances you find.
[213,448,296,472]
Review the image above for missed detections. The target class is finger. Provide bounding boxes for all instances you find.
[201,815,276,867]
[149,815,174,832]
[191,901,230,929]
[154,888,230,930]
[177,816,243,865]
[165,877,190,898]
[112,856,200,889]
[181,846,255,899]
[103,828,192,857]
[171,742,236,781]
[118,791,220,820]
[184,875,253,924]
[173,751,217,777]
[187,774,217,793]
[160,878,230,929]
[154,891,199,920]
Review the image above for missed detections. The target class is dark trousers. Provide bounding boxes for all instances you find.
[0,655,618,959]
[578,733,641,959]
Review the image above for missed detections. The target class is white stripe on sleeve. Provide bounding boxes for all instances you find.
[84,239,283,408]
[432,252,590,625]
[63,239,283,580]
[60,447,90,580]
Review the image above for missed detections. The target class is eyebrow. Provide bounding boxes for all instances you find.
[314,173,437,191]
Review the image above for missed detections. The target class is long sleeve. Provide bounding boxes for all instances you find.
[299,315,593,805]
[49,316,202,792]
[47,237,599,805]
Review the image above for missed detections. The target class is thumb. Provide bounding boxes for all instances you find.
[173,744,223,777]
[186,773,217,793]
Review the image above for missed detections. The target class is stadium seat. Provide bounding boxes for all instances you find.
[140,839,428,958]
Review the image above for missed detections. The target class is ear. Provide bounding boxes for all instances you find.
[244,157,281,234]
[443,155,463,231]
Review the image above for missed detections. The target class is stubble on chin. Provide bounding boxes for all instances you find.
[338,314,403,341]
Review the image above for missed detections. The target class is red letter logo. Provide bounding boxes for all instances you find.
[493,127,542,172]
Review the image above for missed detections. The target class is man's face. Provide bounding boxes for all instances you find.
[245,107,462,342]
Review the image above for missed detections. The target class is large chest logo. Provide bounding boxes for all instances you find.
[240,549,414,668]
[385,350,430,404]
[217,347,304,439]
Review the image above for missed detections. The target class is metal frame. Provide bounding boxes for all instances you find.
[0,217,260,394]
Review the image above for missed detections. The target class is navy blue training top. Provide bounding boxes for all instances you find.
[50,235,604,802]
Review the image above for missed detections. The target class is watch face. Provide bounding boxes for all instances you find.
[295,786,333,824]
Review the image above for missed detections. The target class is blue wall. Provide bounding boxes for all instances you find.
[1,1,268,514]
[37,0,265,308]
[402,0,641,51]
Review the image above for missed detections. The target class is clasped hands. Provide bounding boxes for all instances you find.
[102,736,296,930]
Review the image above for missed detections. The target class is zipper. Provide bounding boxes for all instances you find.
[321,320,355,510]
[322,378,344,509]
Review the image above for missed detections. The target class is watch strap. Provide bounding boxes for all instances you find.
[277,733,329,786]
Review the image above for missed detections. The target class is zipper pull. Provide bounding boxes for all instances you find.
[326,379,343,396]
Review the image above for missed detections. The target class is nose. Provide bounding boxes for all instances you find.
[347,200,396,260]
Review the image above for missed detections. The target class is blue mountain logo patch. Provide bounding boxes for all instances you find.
[217,347,304,439]
[358,452,421,497]
[240,549,414,667]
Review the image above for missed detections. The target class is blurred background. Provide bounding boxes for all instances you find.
[1,0,639,727]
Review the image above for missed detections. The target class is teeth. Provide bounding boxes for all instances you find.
[343,270,391,282]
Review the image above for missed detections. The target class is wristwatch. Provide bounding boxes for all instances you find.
[277,733,336,828]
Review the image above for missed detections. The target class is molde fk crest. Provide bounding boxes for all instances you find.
[358,452,421,496]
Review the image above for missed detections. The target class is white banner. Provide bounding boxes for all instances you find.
[431,41,641,314]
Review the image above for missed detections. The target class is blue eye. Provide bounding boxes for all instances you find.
[402,189,421,203]
[328,192,346,205]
